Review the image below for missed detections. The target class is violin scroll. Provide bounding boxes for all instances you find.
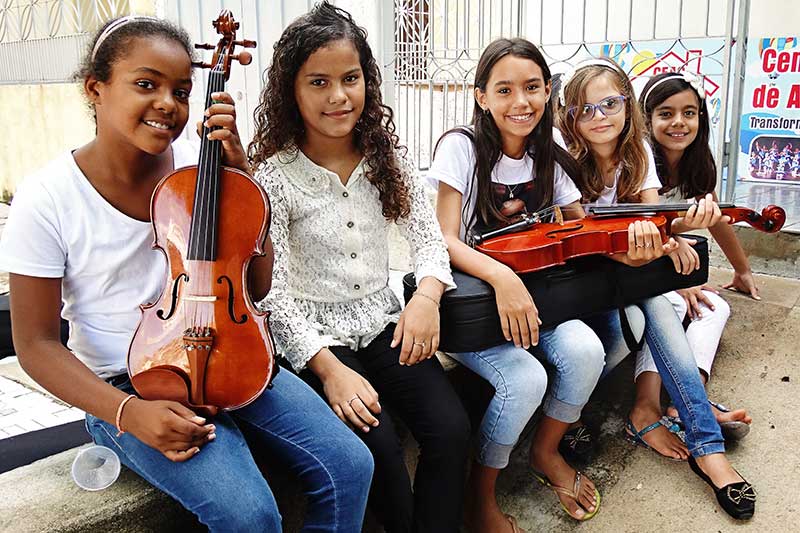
[191,10,256,78]
[725,205,786,233]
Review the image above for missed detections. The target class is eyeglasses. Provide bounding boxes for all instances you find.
[568,95,626,123]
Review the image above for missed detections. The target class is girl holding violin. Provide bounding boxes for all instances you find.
[557,58,756,519]
[428,38,670,526]
[248,4,470,532]
[639,71,754,440]
[0,16,373,532]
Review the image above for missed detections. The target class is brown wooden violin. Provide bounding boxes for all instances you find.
[127,11,275,412]
[474,203,786,273]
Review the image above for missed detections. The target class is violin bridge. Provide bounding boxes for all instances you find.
[553,205,564,225]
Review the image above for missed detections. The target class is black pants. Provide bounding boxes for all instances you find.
[300,324,470,533]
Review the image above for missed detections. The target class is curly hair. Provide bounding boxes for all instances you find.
[74,17,194,121]
[556,60,648,204]
[248,1,410,221]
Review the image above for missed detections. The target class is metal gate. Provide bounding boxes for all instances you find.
[386,0,743,199]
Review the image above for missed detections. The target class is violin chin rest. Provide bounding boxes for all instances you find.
[131,366,219,416]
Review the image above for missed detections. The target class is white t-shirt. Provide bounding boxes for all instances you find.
[0,139,199,378]
[594,143,662,205]
[555,130,662,205]
[425,131,581,240]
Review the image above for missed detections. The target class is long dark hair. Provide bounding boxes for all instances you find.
[248,1,410,221]
[437,38,581,232]
[639,73,716,198]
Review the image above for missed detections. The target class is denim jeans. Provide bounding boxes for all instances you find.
[86,369,374,533]
[533,308,642,424]
[635,289,730,379]
[451,307,643,466]
[449,342,548,469]
[638,295,725,457]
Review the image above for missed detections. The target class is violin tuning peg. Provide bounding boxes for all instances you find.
[192,61,213,69]
[194,43,215,50]
[234,52,252,66]
[234,39,257,48]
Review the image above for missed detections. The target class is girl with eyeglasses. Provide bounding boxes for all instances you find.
[556,58,756,520]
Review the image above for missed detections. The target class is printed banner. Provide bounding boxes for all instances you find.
[739,37,800,184]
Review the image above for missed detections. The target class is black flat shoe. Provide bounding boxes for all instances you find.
[559,424,594,463]
[688,456,756,520]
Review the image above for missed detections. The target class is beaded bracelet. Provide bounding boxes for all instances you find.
[115,394,137,437]
[413,291,440,308]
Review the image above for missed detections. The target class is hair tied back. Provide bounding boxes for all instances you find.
[642,71,707,107]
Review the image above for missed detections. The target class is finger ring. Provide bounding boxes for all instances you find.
[413,341,426,347]
[645,242,653,248]
[635,244,644,248]
[347,396,359,406]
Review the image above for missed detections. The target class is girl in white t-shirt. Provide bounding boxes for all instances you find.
[557,58,756,520]
[428,39,678,526]
[0,16,373,531]
[639,72,753,439]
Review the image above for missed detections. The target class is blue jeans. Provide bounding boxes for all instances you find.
[452,307,643,466]
[86,370,374,533]
[533,310,642,424]
[450,343,548,469]
[638,295,725,457]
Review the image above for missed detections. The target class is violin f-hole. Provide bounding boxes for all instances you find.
[156,273,189,320]
[545,223,583,239]
[217,275,248,324]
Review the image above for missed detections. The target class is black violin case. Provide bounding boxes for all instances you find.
[403,235,708,353]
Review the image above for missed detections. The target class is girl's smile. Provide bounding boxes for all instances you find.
[651,88,700,155]
[294,39,365,146]
[91,37,192,156]
[475,54,550,157]
[576,74,625,153]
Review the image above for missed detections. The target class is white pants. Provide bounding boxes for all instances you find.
[634,290,730,381]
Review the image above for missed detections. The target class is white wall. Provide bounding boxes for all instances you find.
[748,0,800,36]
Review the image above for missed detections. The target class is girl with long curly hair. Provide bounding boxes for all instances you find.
[248,3,469,532]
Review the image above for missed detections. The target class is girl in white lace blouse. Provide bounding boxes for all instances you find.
[248,4,470,532]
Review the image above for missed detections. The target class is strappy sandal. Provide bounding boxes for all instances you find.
[503,513,525,533]
[558,424,594,463]
[531,469,600,521]
[688,456,756,520]
[667,400,751,441]
[624,418,685,461]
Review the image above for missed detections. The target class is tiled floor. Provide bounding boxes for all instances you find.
[726,179,800,232]
[0,373,84,440]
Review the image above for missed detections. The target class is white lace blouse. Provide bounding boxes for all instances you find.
[254,150,455,372]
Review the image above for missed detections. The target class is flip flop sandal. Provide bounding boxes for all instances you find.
[667,401,751,441]
[624,418,686,461]
[558,424,594,463]
[531,469,601,521]
[708,400,751,441]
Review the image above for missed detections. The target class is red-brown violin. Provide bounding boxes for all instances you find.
[474,203,786,273]
[127,11,276,412]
